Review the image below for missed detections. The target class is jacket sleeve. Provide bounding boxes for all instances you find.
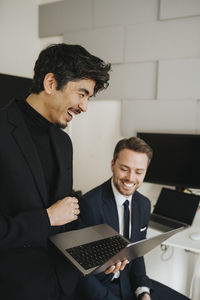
[77,274,119,300]
[129,257,152,291]
[0,208,50,250]
[129,194,153,291]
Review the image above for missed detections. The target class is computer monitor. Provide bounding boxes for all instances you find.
[0,73,32,108]
[137,132,200,190]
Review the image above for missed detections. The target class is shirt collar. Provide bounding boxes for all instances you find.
[111,178,132,207]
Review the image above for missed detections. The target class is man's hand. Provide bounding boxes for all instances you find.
[47,197,80,226]
[139,293,151,300]
[104,259,129,274]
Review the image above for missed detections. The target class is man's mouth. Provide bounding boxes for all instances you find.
[123,182,135,188]
[66,108,81,121]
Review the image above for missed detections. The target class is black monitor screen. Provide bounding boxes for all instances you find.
[0,73,32,108]
[137,132,200,189]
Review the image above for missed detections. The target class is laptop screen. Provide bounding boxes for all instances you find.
[153,188,200,225]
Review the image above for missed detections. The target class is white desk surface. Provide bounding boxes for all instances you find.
[147,208,200,254]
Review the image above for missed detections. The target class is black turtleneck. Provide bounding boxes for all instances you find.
[17,99,58,205]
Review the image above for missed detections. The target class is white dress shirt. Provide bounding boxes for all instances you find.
[111,179,132,238]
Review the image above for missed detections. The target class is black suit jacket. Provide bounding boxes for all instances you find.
[77,179,152,300]
[0,100,79,300]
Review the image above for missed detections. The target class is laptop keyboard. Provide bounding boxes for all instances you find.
[65,235,128,270]
[150,214,183,229]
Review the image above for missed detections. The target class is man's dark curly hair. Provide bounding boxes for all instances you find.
[30,43,111,96]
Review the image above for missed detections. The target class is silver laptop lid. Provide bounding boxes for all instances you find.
[49,224,184,276]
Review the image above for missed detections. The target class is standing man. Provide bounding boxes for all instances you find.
[0,43,112,300]
[77,137,190,300]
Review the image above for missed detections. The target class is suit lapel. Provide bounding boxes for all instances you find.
[49,126,72,199]
[101,181,141,241]
[102,180,119,232]
[7,102,48,206]
[130,193,140,242]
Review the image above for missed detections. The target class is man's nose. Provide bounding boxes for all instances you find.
[79,98,88,112]
[127,171,135,181]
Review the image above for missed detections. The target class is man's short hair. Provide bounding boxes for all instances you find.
[30,43,111,95]
[113,136,153,165]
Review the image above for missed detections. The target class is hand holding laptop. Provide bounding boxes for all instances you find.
[50,224,183,276]
[47,199,128,275]
[105,259,129,274]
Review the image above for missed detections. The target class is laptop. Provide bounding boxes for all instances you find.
[49,223,183,276]
[149,188,200,232]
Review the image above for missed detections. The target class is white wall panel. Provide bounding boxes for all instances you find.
[121,100,197,136]
[96,62,157,100]
[71,100,123,193]
[158,59,200,100]
[0,0,40,77]
[94,0,158,27]
[64,26,124,64]
[39,0,93,37]
[39,0,61,3]
[39,35,63,50]
[160,0,200,20]
[125,18,200,62]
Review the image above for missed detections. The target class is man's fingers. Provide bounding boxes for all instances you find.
[113,262,121,273]
[74,208,80,215]
[71,197,78,203]
[119,259,129,271]
[104,265,115,274]
[104,262,121,274]
[47,196,80,226]
[104,259,129,275]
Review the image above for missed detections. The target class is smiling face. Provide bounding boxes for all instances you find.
[111,148,149,197]
[33,74,96,129]
[48,77,95,128]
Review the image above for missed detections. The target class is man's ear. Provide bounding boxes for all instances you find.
[43,73,57,94]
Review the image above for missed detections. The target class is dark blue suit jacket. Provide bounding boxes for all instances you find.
[77,179,152,300]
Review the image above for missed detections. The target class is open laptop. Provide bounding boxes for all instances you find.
[49,223,183,276]
[149,188,200,232]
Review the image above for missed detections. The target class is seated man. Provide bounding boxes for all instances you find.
[76,137,190,300]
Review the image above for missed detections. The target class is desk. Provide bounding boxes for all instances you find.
[148,208,200,253]
[162,225,200,253]
[146,209,200,299]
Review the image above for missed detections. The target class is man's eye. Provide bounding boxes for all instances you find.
[78,92,85,97]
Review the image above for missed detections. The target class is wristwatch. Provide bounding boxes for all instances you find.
[138,292,151,300]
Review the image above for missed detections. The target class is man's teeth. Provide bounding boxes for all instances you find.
[67,111,75,118]
[124,183,134,187]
